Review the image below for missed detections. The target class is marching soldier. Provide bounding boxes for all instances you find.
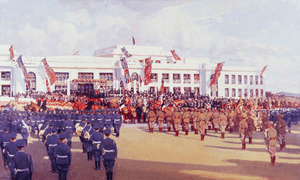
[95,109,105,133]
[81,119,94,161]
[261,112,270,145]
[103,128,118,180]
[147,108,156,133]
[205,109,212,133]
[219,109,227,139]
[156,108,165,133]
[19,116,30,145]
[189,108,195,132]
[104,109,114,131]
[77,118,87,153]
[63,115,74,148]
[199,109,206,141]
[113,109,122,137]
[10,139,33,180]
[246,112,255,144]
[212,109,220,133]
[173,109,181,137]
[45,127,59,173]
[1,126,10,168]
[55,133,72,180]
[89,124,104,171]
[192,108,199,134]
[182,108,190,135]
[228,110,235,133]
[275,114,286,151]
[267,121,277,166]
[5,132,18,178]
[165,108,173,132]
[239,113,248,150]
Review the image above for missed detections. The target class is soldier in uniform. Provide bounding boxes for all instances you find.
[212,109,220,133]
[182,108,190,135]
[10,139,33,180]
[81,119,94,161]
[173,109,181,137]
[1,126,10,168]
[63,115,74,148]
[192,108,199,134]
[267,121,277,166]
[165,108,173,132]
[89,124,104,171]
[95,109,105,133]
[199,109,206,141]
[45,127,59,173]
[103,128,118,180]
[189,108,195,132]
[246,112,255,144]
[104,109,114,131]
[147,108,156,133]
[19,116,30,145]
[55,133,71,180]
[228,109,235,133]
[5,132,18,178]
[156,108,165,133]
[77,118,87,153]
[275,114,286,151]
[113,109,122,137]
[219,109,227,139]
[261,112,270,145]
[239,113,248,150]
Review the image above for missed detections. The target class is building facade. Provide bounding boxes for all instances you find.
[0,44,265,98]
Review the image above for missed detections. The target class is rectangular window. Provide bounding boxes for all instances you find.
[256,89,259,97]
[183,74,191,84]
[261,89,264,97]
[225,88,229,97]
[194,74,200,84]
[78,72,93,79]
[194,87,200,93]
[244,89,248,98]
[260,76,263,85]
[151,73,158,83]
[162,73,169,83]
[225,75,229,84]
[232,88,236,97]
[238,75,242,84]
[250,89,254,97]
[250,75,253,85]
[1,85,10,96]
[244,75,247,84]
[173,87,181,93]
[99,73,113,81]
[173,74,181,83]
[255,76,258,85]
[1,71,11,80]
[232,75,236,84]
[184,87,191,93]
[238,89,242,97]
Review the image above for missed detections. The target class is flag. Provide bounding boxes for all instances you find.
[170,49,181,60]
[120,57,131,84]
[139,76,142,87]
[132,36,135,45]
[9,45,14,60]
[121,81,125,94]
[121,47,132,58]
[120,57,129,70]
[124,70,131,84]
[16,55,30,80]
[160,79,165,95]
[260,65,268,76]
[41,58,56,85]
[144,57,152,85]
[209,62,225,87]
[46,78,50,93]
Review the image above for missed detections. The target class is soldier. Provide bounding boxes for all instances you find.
[55,133,71,180]
[219,109,227,139]
[239,113,248,150]
[267,121,277,166]
[275,114,286,151]
[113,109,122,137]
[81,119,94,161]
[103,128,118,180]
[205,109,212,133]
[95,109,105,133]
[192,108,199,134]
[261,112,270,145]
[147,108,156,133]
[45,127,59,173]
[199,109,206,141]
[10,139,33,180]
[228,109,235,133]
[189,108,195,132]
[212,109,220,133]
[77,118,87,153]
[63,115,74,148]
[182,108,190,135]
[246,112,255,144]
[19,116,30,145]
[1,126,10,168]
[5,132,18,178]
[104,109,114,131]
[156,108,165,133]
[173,109,181,137]
[165,107,173,132]
[89,124,104,171]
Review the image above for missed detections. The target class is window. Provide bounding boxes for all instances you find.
[100,73,113,81]
[261,89,264,97]
[238,89,242,97]
[238,75,242,84]
[1,85,10,96]
[173,74,181,83]
[194,87,199,93]
[250,75,253,85]
[250,89,254,97]
[194,74,200,84]
[260,76,263,85]
[244,75,247,84]
[149,87,155,92]
[173,87,181,93]
[256,89,259,97]
[27,72,36,91]
[183,74,191,84]
[255,76,258,85]
[164,87,170,93]
[162,73,169,83]
[184,87,191,93]
[1,71,10,80]
[225,88,229,97]
[151,73,158,83]
[78,73,93,79]
[244,89,248,97]
[232,75,236,84]
[56,72,69,81]
[155,60,161,63]
[225,75,229,84]
[232,88,236,97]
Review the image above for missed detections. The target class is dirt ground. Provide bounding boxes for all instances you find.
[1,123,300,180]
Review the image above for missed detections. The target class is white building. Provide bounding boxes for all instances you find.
[0,44,265,98]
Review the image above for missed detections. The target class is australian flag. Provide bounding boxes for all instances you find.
[16,55,29,80]
[120,57,129,70]
[121,47,132,58]
[41,58,56,85]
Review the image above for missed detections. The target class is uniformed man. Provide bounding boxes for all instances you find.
[239,113,248,150]
[10,139,33,180]
[103,128,117,180]
[267,121,277,166]
[189,108,195,132]
[77,118,87,153]
[261,112,270,145]
[173,109,181,137]
[89,124,104,171]
[182,108,190,135]
[45,127,59,173]
[219,109,227,139]
[156,108,165,133]
[228,109,235,133]
[147,108,156,133]
[5,132,18,178]
[63,115,74,148]
[1,126,10,168]
[199,109,206,141]
[113,109,122,137]
[55,133,71,180]
[81,119,94,161]
[165,107,173,132]
[246,112,255,144]
[19,116,30,145]
[95,109,105,133]
[212,109,220,133]
[275,114,286,151]
[192,108,199,134]
[104,109,114,131]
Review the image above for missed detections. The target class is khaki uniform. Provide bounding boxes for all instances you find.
[212,111,220,132]
[148,111,156,133]
[199,112,207,135]
[156,110,165,132]
[165,110,173,132]
[182,111,190,135]
[219,113,227,133]
[275,118,286,150]
[228,112,235,133]
[239,118,248,150]
[246,116,255,144]
[267,126,277,165]
[173,112,181,136]
[192,111,199,134]
[206,111,212,130]
[189,110,195,131]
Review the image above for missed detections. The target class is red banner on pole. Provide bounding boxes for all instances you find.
[209,62,225,87]
[9,45,14,60]
[170,49,181,60]
[144,57,152,85]
[260,65,268,76]
[41,58,56,85]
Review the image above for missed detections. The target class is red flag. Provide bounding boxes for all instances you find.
[16,55,30,80]
[121,81,125,94]
[160,79,164,95]
[139,76,142,87]
[46,78,50,93]
[132,36,135,45]
[41,58,56,85]
[144,57,152,85]
[209,62,225,87]
[260,65,268,76]
[9,45,14,60]
[170,49,181,60]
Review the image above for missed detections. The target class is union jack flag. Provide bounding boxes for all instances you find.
[120,57,131,84]
[41,58,56,85]
[260,65,268,76]
[124,70,131,84]
[170,49,181,60]
[209,62,225,87]
[120,57,128,70]
[16,55,29,80]
[121,47,132,58]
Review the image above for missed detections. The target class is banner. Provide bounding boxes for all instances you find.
[41,58,56,85]
[209,62,225,87]
[121,47,132,58]
[46,78,50,93]
[16,55,30,88]
[170,49,181,60]
[120,57,131,84]
[260,65,268,76]
[9,45,14,60]
[144,57,152,85]
[160,79,164,95]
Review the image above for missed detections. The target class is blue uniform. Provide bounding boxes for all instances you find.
[81,124,94,160]
[90,130,104,170]
[113,113,122,137]
[102,137,117,180]
[45,134,59,172]
[6,140,18,177]
[63,119,74,148]
[10,151,33,180]
[95,113,105,132]
[104,114,114,129]
[55,142,71,180]
[0,132,10,167]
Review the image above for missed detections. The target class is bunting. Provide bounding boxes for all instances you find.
[41,58,56,85]
[121,47,132,58]
[144,57,152,85]
[260,65,268,76]
[170,49,181,60]
[9,45,14,60]
[209,62,225,87]
[120,57,131,84]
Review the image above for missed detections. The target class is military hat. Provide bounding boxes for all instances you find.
[51,127,57,132]
[16,139,25,147]
[104,128,111,135]
[10,132,17,139]
[49,122,54,126]
[87,119,92,124]
[93,124,100,129]
[59,133,67,139]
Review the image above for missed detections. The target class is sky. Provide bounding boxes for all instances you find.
[0,0,299,94]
